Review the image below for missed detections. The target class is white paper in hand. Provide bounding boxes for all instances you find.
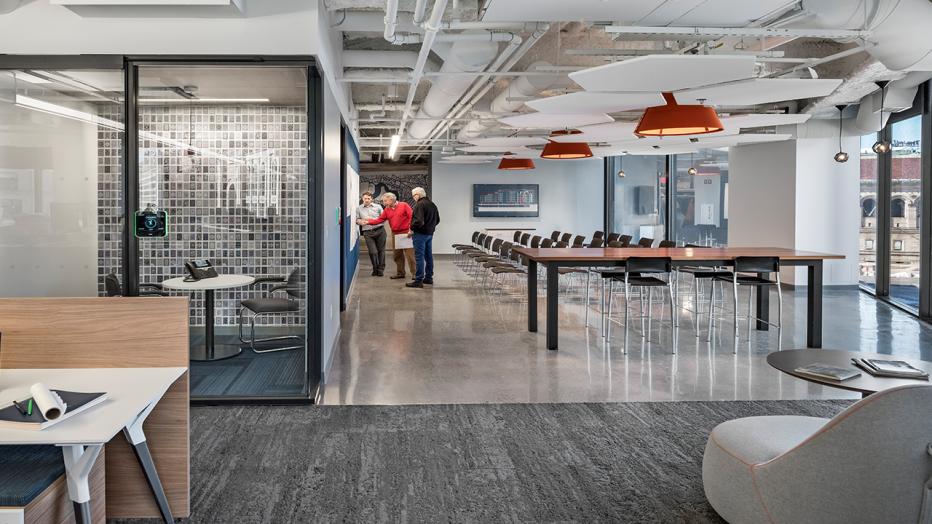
[394,234,414,250]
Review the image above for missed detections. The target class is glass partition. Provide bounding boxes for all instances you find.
[671,148,728,246]
[0,69,124,297]
[133,65,310,400]
[859,133,879,291]
[611,155,666,242]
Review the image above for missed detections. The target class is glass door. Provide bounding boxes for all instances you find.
[611,155,667,241]
[131,63,313,401]
[887,114,923,312]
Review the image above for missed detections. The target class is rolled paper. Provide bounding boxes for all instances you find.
[29,383,67,421]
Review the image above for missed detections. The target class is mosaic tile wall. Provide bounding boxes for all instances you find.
[359,167,431,207]
[97,116,124,295]
[98,104,307,326]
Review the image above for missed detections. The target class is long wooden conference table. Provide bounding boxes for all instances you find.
[511,247,844,350]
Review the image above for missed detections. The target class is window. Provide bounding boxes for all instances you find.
[894,240,904,251]
[671,148,728,246]
[611,155,666,242]
[859,133,879,290]
[891,198,906,218]
[861,197,876,218]
[866,239,874,249]
[887,114,922,311]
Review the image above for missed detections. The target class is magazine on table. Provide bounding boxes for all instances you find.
[852,358,929,380]
[794,363,861,382]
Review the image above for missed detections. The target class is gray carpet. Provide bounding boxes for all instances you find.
[114,400,852,523]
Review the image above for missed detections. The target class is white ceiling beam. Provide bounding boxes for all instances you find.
[603,25,870,40]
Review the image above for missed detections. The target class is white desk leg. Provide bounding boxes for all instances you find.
[61,444,103,524]
[123,401,175,524]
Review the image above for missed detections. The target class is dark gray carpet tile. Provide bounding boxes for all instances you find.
[110,400,851,524]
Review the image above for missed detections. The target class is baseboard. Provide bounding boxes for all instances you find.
[322,325,341,384]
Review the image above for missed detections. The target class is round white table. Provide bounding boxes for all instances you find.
[162,274,255,362]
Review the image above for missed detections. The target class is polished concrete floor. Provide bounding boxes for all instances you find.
[322,255,932,405]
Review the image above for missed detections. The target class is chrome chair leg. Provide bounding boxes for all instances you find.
[668,282,677,353]
[239,308,304,353]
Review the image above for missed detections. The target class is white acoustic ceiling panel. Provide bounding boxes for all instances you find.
[459,145,537,153]
[481,0,665,22]
[465,136,548,147]
[720,113,812,130]
[498,112,614,129]
[688,133,793,148]
[547,121,639,143]
[679,78,843,106]
[569,55,757,93]
[525,91,665,114]
[437,155,497,164]
[657,0,801,27]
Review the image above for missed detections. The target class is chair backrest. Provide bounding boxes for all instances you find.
[757,385,932,523]
[606,233,620,243]
[476,233,487,246]
[500,242,513,258]
[592,230,605,240]
[658,240,676,248]
[483,235,493,250]
[637,237,654,248]
[550,231,561,241]
[607,240,625,248]
[490,238,504,253]
[572,235,586,247]
[589,237,604,248]
[520,232,531,246]
[734,256,779,273]
[554,241,569,248]
[471,231,481,244]
[286,268,305,299]
[625,257,671,274]
[559,232,573,244]
[530,235,541,248]
[618,234,633,247]
[513,231,522,242]
[541,238,554,248]
[105,273,122,297]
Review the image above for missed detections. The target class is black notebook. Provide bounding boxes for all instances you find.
[0,390,107,431]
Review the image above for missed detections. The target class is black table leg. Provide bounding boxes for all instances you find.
[528,260,537,332]
[546,263,559,350]
[756,272,770,330]
[126,436,174,524]
[807,261,823,348]
[73,501,92,524]
[190,288,242,361]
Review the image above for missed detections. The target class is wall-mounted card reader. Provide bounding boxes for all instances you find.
[135,207,168,238]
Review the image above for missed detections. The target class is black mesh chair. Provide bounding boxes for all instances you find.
[559,232,573,244]
[678,244,733,335]
[550,231,561,241]
[530,235,542,248]
[606,233,620,244]
[588,237,604,248]
[519,232,531,246]
[637,237,654,248]
[618,234,633,247]
[709,257,782,350]
[238,268,304,353]
[541,238,554,248]
[104,273,167,297]
[571,235,586,248]
[606,257,677,351]
[591,230,605,241]
[658,240,676,248]
[513,231,522,243]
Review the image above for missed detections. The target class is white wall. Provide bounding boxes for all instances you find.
[728,136,860,286]
[321,78,342,381]
[431,157,604,254]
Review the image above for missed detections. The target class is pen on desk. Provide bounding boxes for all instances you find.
[27,399,33,416]
[12,400,27,416]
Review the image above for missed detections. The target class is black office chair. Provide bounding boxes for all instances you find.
[709,256,783,350]
[104,273,167,297]
[550,231,561,241]
[520,232,531,246]
[606,233,620,244]
[637,237,654,248]
[530,235,542,248]
[541,238,554,248]
[676,244,733,335]
[658,240,676,248]
[588,237,604,248]
[591,230,605,241]
[618,234,633,247]
[559,232,573,244]
[238,268,304,353]
[571,235,586,248]
[513,231,522,243]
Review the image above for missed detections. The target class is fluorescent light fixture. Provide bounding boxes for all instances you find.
[14,72,51,84]
[15,94,123,131]
[388,134,401,159]
[139,98,271,103]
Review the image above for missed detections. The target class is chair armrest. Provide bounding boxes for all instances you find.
[253,275,288,284]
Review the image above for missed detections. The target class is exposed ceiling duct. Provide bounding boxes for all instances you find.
[406,38,500,140]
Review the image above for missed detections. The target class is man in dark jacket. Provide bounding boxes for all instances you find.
[406,186,440,288]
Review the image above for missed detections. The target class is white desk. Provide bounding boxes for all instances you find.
[0,367,186,524]
[162,274,255,361]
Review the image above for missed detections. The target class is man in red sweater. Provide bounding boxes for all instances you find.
[357,192,416,279]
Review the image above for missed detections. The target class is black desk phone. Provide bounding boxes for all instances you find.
[184,259,219,281]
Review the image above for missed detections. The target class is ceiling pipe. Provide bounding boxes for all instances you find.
[397,0,449,135]
[412,24,551,158]
[342,50,439,71]
[412,0,428,24]
[384,0,400,42]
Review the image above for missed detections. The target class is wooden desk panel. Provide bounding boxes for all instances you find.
[0,297,190,519]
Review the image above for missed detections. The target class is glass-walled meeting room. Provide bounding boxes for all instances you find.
[0,59,321,403]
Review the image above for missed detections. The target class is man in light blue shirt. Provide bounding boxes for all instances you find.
[356,191,386,276]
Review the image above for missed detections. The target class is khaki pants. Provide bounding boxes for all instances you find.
[389,231,416,277]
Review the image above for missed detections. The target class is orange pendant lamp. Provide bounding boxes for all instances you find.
[498,152,535,170]
[635,92,723,137]
[540,129,593,159]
